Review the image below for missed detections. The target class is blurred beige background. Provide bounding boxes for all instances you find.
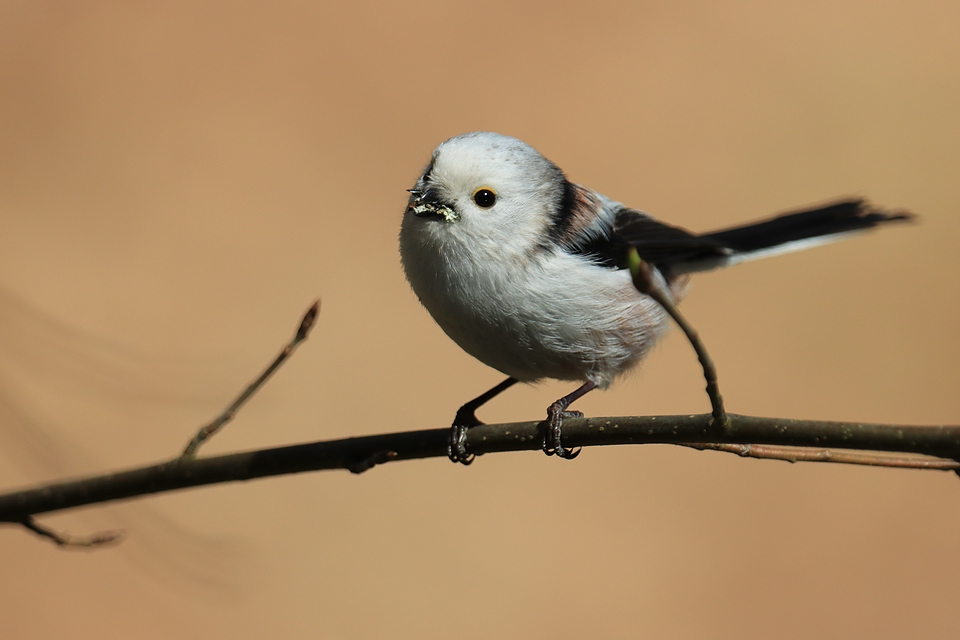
[1,1,958,638]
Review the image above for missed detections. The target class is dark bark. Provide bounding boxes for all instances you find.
[2,412,957,522]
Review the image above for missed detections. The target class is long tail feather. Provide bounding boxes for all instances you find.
[670,199,913,275]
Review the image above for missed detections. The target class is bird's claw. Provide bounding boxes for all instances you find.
[448,408,482,465]
[447,423,475,465]
[542,408,583,459]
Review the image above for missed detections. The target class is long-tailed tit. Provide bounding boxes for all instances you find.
[399,131,912,464]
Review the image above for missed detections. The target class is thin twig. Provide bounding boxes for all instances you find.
[628,249,726,429]
[680,442,960,470]
[181,300,320,458]
[20,516,123,548]
[2,413,958,522]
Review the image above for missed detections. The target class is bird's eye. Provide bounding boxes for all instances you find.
[472,188,497,209]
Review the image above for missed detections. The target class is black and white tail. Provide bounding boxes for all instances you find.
[616,199,914,277]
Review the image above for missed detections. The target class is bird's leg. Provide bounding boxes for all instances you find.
[542,381,598,459]
[449,377,518,465]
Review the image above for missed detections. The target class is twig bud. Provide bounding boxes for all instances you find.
[627,248,655,295]
[296,299,321,342]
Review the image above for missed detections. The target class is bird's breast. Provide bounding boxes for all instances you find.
[400,224,671,386]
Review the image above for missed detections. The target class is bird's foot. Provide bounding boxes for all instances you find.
[541,403,583,460]
[448,407,482,465]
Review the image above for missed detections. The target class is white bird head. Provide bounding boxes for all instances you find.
[403,132,569,254]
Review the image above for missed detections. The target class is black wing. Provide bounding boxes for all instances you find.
[570,207,730,269]
[611,208,731,266]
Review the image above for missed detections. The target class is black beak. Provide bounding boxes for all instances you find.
[407,187,441,206]
[406,187,456,221]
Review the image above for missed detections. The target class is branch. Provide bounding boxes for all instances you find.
[4,297,957,544]
[9,300,321,545]
[628,249,727,429]
[1,413,958,522]
[181,300,320,457]
[19,516,123,548]
[679,442,960,470]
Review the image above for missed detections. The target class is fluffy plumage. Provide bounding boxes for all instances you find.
[400,131,909,387]
[398,131,912,461]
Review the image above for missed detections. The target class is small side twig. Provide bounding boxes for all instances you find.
[624,251,958,472]
[628,249,726,430]
[347,450,398,474]
[681,442,960,470]
[20,516,123,549]
[181,300,320,458]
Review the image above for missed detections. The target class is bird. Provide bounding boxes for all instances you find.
[398,131,913,464]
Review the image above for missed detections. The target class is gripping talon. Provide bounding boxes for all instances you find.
[555,411,583,459]
[448,423,475,465]
[541,380,597,460]
[447,377,518,466]
[542,408,583,459]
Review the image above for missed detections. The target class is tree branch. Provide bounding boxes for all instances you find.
[679,442,960,470]
[180,300,320,457]
[4,297,957,545]
[1,413,957,522]
[628,249,727,429]
[18,516,123,548]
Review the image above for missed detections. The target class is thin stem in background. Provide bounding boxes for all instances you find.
[181,300,320,458]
